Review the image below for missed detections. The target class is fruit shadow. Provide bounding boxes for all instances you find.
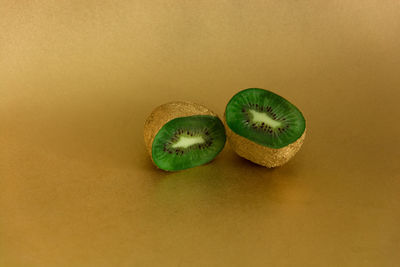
[151,146,303,210]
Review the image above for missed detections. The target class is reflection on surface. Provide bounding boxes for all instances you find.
[155,148,308,209]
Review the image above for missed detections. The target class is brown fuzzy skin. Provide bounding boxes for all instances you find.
[224,115,306,167]
[143,101,218,166]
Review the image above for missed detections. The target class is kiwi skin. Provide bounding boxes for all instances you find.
[224,118,306,167]
[143,101,220,169]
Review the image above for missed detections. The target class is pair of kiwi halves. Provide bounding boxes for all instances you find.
[144,88,306,171]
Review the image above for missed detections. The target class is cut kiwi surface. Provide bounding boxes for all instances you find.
[225,88,306,167]
[144,102,226,171]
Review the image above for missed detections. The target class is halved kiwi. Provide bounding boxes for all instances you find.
[224,88,306,167]
[144,101,226,171]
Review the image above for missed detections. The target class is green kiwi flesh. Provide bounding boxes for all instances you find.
[225,88,305,149]
[152,115,226,171]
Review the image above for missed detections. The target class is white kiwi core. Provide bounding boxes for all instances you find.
[171,136,205,149]
[249,109,282,128]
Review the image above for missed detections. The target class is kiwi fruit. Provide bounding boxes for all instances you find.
[144,101,226,171]
[224,88,306,167]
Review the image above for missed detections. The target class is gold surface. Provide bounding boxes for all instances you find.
[1,1,399,266]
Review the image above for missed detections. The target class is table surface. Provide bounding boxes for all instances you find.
[1,1,399,266]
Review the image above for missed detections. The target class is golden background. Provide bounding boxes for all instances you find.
[1,1,399,266]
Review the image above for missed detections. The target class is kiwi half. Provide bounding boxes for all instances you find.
[144,101,226,171]
[224,88,306,167]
